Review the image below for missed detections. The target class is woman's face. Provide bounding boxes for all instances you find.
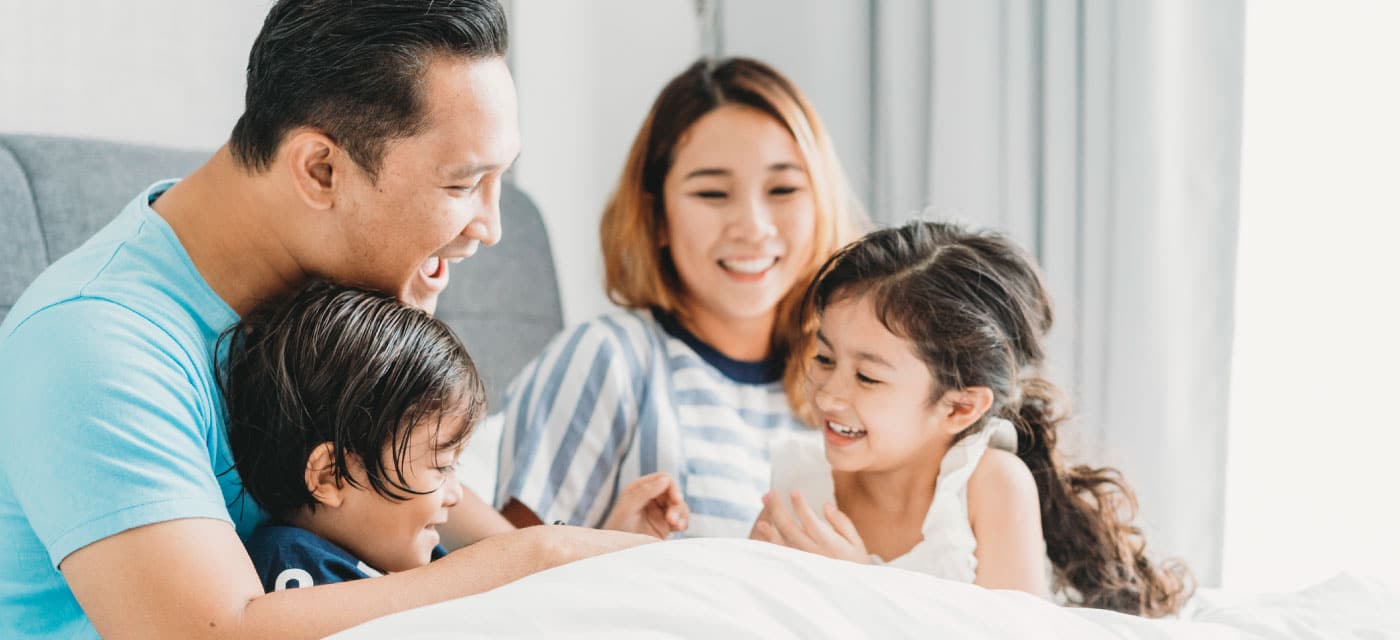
[660,105,817,332]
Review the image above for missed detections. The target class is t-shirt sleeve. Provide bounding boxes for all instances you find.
[0,300,231,568]
[494,319,644,527]
[244,528,371,592]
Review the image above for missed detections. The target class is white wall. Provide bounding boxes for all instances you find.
[0,0,267,149]
[719,0,873,208]
[509,0,700,325]
[1223,0,1400,592]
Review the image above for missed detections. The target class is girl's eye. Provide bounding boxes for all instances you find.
[690,190,728,200]
[856,372,882,385]
[812,353,835,367]
[769,185,800,196]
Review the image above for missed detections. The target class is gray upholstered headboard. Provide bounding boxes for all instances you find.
[0,133,562,407]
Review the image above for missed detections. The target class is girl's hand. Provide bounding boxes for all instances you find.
[602,472,689,539]
[750,490,870,564]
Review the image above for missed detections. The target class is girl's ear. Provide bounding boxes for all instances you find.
[304,442,345,508]
[939,386,995,435]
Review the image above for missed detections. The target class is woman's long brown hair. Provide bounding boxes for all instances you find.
[598,57,865,409]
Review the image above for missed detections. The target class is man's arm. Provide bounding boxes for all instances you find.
[64,517,650,640]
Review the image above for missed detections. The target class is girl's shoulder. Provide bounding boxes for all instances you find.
[966,447,1040,530]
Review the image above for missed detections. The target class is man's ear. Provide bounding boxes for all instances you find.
[304,442,345,508]
[938,386,995,435]
[281,129,341,212]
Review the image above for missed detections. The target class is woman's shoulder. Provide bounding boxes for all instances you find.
[558,309,664,352]
[510,309,664,393]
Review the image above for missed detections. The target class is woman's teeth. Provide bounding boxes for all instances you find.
[720,257,778,274]
[827,421,867,438]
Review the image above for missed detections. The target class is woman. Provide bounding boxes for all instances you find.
[495,57,866,538]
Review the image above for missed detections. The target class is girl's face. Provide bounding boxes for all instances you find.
[333,418,466,573]
[807,294,956,472]
[660,104,817,331]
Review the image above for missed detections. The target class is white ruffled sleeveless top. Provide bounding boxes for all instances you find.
[768,418,1020,582]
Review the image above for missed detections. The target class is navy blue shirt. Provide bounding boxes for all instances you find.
[245,524,447,592]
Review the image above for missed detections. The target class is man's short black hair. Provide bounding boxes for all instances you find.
[229,0,508,178]
[219,281,486,519]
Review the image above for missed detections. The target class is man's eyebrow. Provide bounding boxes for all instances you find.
[439,152,522,180]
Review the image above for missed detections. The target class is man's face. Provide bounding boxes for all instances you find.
[331,55,520,313]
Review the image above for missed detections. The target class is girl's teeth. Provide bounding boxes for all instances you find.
[721,257,776,274]
[828,422,866,438]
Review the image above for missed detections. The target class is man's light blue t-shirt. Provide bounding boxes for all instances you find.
[0,181,267,639]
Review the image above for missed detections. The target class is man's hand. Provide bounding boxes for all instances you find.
[749,490,870,564]
[601,472,689,539]
[523,523,658,568]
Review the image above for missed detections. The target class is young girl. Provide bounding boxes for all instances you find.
[495,57,866,537]
[221,282,670,591]
[752,222,1192,617]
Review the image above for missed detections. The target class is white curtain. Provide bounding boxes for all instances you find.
[721,0,1246,584]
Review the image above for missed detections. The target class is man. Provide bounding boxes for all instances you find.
[0,2,651,638]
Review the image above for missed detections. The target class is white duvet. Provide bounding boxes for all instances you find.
[331,538,1400,639]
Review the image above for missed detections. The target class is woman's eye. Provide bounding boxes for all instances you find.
[691,190,728,200]
[770,185,800,196]
[856,372,882,385]
[812,353,835,367]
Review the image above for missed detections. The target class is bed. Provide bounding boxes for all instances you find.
[330,538,1399,639]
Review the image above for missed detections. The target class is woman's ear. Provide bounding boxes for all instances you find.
[939,386,995,435]
[281,128,342,212]
[304,442,345,508]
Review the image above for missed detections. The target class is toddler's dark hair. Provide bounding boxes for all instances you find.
[219,281,485,519]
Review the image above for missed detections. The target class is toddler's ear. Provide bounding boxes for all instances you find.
[939,386,995,435]
[304,442,345,508]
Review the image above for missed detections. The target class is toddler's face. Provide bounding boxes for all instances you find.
[333,419,466,573]
[806,295,955,472]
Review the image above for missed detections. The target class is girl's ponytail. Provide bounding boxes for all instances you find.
[805,220,1193,617]
[1008,376,1192,616]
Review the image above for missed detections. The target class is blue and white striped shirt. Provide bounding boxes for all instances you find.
[495,308,812,538]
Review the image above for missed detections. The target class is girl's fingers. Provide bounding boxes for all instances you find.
[789,491,835,543]
[753,520,784,545]
[765,491,813,550]
[823,502,864,546]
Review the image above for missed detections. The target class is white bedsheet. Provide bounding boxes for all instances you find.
[331,538,1400,639]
